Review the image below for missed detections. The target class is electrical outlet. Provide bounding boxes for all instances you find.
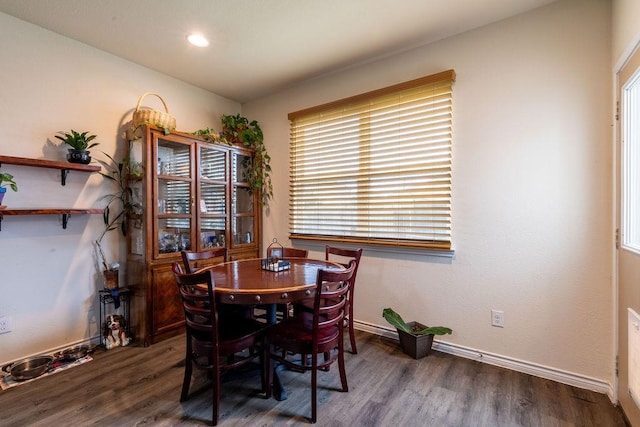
[491,309,504,328]
[0,316,12,334]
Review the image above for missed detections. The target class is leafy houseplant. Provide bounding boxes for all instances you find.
[383,308,452,359]
[55,130,99,164]
[0,172,18,206]
[220,114,273,205]
[193,127,230,145]
[95,152,142,289]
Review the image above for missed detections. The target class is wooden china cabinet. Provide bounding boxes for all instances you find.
[126,126,261,345]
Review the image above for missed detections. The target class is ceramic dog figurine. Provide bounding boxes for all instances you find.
[103,314,131,350]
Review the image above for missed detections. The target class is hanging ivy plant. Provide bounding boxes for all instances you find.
[220,114,273,205]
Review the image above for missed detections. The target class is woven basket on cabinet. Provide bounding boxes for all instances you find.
[132,92,176,131]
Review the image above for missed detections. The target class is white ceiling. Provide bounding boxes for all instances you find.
[0,0,558,103]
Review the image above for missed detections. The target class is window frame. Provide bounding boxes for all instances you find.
[622,66,640,254]
[288,70,455,252]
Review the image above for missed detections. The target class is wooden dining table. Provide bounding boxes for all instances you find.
[206,257,344,307]
[202,257,346,400]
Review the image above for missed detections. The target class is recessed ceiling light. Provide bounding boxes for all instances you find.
[187,33,209,47]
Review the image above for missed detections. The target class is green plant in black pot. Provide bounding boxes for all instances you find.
[0,172,18,206]
[383,307,452,359]
[220,114,272,205]
[55,129,99,164]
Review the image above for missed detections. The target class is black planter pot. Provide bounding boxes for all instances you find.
[67,149,91,164]
[397,321,434,359]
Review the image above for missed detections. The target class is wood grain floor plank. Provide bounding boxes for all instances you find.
[0,331,628,426]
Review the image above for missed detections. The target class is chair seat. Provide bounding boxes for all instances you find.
[268,312,340,355]
[191,316,265,347]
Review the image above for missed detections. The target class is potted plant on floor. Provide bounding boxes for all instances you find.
[382,308,452,359]
[55,129,99,164]
[0,172,18,207]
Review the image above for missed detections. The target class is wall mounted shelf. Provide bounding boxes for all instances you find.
[0,208,104,230]
[0,155,101,185]
[0,154,103,230]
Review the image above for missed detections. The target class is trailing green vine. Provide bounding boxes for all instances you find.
[209,114,272,205]
[192,127,230,145]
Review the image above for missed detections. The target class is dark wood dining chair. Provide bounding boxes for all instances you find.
[181,247,228,273]
[293,245,363,353]
[172,263,268,426]
[266,246,308,259]
[260,246,309,322]
[265,260,357,423]
[324,246,363,353]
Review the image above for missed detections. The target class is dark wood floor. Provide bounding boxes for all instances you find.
[0,331,628,426]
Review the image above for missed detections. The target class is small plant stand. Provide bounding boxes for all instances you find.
[99,287,132,347]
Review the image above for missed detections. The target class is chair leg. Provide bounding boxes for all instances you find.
[311,356,318,423]
[265,344,273,399]
[348,303,357,354]
[259,346,266,394]
[212,366,220,426]
[181,342,193,401]
[338,334,348,392]
[348,320,357,354]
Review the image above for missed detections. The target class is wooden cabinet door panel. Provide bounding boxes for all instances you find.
[150,264,184,336]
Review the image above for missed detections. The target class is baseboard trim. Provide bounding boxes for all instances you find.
[2,336,101,368]
[355,320,615,402]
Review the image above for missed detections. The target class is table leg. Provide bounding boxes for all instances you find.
[272,364,287,401]
[266,304,277,325]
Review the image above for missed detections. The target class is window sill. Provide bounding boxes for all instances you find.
[290,238,455,261]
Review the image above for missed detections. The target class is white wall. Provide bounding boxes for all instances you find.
[244,0,614,386]
[0,12,240,363]
[613,0,640,64]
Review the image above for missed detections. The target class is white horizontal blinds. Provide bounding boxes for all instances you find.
[289,70,454,249]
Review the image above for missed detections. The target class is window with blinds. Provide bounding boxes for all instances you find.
[288,70,455,250]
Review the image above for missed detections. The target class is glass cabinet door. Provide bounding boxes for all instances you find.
[155,137,193,257]
[198,145,228,250]
[232,151,255,246]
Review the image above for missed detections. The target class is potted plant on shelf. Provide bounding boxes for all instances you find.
[95,152,142,290]
[382,307,452,359]
[220,114,273,205]
[55,129,99,164]
[0,172,18,207]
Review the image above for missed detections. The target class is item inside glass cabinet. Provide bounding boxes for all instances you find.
[159,231,191,253]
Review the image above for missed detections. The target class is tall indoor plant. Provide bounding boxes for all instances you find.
[95,152,142,289]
